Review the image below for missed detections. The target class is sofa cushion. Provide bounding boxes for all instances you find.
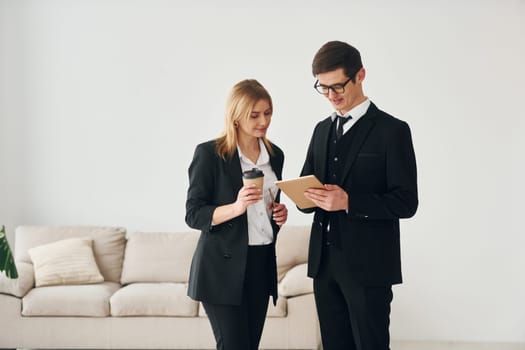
[120,232,199,284]
[28,237,104,287]
[278,263,313,297]
[275,225,310,281]
[22,281,120,316]
[267,295,287,317]
[110,283,198,316]
[198,296,287,318]
[15,226,126,283]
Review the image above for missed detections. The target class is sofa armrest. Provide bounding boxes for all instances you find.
[0,262,34,297]
[278,263,313,297]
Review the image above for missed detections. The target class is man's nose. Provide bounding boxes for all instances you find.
[328,89,338,98]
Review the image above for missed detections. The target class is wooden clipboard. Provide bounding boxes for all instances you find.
[275,175,324,209]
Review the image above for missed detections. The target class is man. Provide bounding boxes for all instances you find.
[300,41,418,350]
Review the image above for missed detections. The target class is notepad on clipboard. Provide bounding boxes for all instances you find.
[275,175,324,209]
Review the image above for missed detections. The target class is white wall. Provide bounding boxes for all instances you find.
[1,0,524,344]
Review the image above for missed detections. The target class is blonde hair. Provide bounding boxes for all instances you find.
[215,79,274,159]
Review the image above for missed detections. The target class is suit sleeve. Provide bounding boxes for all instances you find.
[185,144,218,231]
[349,121,418,219]
[298,124,319,214]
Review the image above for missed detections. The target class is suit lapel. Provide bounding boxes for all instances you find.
[268,145,283,180]
[339,104,378,185]
[315,118,333,184]
[226,151,243,194]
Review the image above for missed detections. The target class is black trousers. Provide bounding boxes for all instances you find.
[314,242,393,350]
[203,244,272,350]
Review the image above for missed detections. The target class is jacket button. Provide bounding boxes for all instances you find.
[223,254,231,259]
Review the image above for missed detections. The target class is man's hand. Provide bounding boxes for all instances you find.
[304,184,349,212]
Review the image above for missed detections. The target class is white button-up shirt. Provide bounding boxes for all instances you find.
[237,138,278,246]
[331,98,371,136]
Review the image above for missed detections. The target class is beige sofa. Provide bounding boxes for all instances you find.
[0,225,320,350]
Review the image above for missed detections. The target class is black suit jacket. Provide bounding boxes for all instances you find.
[185,140,284,305]
[300,102,418,286]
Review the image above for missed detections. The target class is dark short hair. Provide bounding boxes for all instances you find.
[312,41,363,81]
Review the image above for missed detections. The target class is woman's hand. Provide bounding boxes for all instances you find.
[270,203,288,226]
[233,184,263,217]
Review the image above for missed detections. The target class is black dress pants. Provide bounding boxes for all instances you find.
[203,244,272,350]
[314,242,393,350]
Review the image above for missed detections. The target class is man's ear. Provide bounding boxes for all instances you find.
[356,68,366,83]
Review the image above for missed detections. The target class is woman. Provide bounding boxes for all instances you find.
[185,79,288,350]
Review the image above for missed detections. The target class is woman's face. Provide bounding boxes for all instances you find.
[237,99,272,140]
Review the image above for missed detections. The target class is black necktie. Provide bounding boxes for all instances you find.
[336,116,352,140]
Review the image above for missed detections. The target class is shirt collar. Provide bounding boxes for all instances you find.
[237,138,269,165]
[330,98,371,122]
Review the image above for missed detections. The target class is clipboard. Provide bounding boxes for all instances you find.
[275,175,324,209]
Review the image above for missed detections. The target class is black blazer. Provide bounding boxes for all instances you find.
[300,102,418,286]
[185,140,284,305]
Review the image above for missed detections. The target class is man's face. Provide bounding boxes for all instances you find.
[315,67,364,115]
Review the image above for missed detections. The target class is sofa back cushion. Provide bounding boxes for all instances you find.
[15,226,126,283]
[28,237,104,287]
[275,225,310,281]
[120,231,199,284]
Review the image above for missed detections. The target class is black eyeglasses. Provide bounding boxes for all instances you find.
[314,77,353,95]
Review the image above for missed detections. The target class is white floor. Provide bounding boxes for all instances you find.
[391,341,525,350]
[15,343,525,350]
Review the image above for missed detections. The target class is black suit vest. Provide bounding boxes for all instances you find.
[322,117,363,247]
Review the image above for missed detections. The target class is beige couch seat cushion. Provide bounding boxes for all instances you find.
[111,283,198,316]
[120,232,198,284]
[198,296,287,318]
[15,226,126,283]
[22,281,120,316]
[278,263,313,297]
[28,237,104,287]
[266,295,287,317]
[275,226,310,281]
